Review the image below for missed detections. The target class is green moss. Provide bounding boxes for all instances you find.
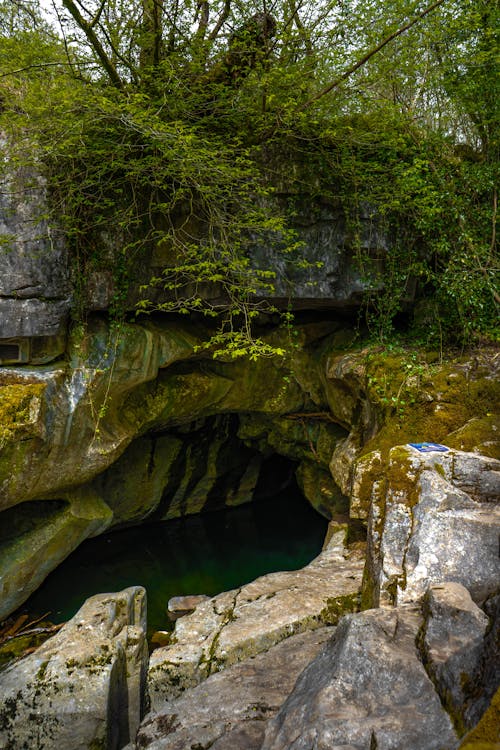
[361,350,500,461]
[0,383,45,446]
[446,415,500,460]
[352,349,499,546]
[360,563,377,611]
[36,660,49,682]
[435,463,446,479]
[353,451,382,516]
[458,688,500,748]
[0,633,52,672]
[320,592,360,625]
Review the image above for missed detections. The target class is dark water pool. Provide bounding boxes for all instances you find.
[25,480,328,636]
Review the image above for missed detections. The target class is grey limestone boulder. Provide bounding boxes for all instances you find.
[135,628,333,750]
[261,605,459,750]
[364,446,500,608]
[420,582,490,728]
[0,586,148,750]
[462,589,500,729]
[132,582,499,750]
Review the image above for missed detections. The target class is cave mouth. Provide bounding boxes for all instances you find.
[21,456,328,638]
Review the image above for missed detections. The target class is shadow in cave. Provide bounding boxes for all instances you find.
[21,456,328,637]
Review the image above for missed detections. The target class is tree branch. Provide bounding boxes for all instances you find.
[89,0,106,29]
[62,0,124,88]
[0,61,95,78]
[195,0,210,42]
[299,0,447,111]
[208,0,231,42]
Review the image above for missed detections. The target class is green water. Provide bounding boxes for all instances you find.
[25,481,328,636]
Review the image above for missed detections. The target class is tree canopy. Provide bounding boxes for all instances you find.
[0,0,498,349]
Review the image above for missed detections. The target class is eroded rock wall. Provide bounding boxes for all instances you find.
[0,138,70,362]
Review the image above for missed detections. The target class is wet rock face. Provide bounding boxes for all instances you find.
[363,447,500,608]
[0,493,113,621]
[97,414,264,526]
[0,587,148,750]
[0,317,350,621]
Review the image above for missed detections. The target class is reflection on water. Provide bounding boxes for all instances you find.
[25,479,328,635]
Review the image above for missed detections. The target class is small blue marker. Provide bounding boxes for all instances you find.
[408,442,449,453]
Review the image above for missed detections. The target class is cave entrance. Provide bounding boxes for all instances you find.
[21,455,328,638]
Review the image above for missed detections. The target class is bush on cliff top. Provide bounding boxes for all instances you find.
[0,0,497,350]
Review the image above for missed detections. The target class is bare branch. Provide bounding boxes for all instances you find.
[299,0,448,111]
[62,0,124,88]
[51,0,80,79]
[0,61,95,78]
[209,0,231,42]
[89,0,106,29]
[98,22,139,83]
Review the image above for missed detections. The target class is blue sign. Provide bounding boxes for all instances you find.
[408,442,449,453]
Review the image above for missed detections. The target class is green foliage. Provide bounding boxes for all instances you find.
[0,0,497,352]
[303,104,498,344]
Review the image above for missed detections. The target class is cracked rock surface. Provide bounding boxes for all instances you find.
[134,627,332,749]
[148,528,364,708]
[0,587,148,750]
[259,581,499,750]
[261,604,459,750]
[364,447,500,607]
[132,582,499,750]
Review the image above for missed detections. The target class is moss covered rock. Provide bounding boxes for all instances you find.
[459,687,500,749]
[0,587,147,750]
[362,446,500,608]
[324,346,500,518]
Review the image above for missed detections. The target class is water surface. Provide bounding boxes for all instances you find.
[25,481,327,636]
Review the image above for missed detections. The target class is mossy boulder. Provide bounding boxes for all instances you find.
[0,587,147,750]
[0,381,46,447]
[324,346,500,517]
[362,446,500,608]
[459,687,500,749]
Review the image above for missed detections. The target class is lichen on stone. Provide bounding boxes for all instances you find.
[0,382,45,447]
